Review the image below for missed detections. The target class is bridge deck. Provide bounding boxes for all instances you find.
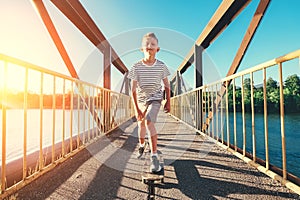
[15,111,299,199]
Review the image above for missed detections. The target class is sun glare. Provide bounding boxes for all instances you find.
[1,63,25,94]
[0,61,45,95]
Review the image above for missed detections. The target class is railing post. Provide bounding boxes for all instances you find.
[23,68,28,179]
[104,45,111,132]
[62,79,66,156]
[1,61,7,194]
[39,72,44,170]
[70,81,74,152]
[278,63,287,180]
[175,71,182,95]
[226,80,230,147]
[52,76,56,163]
[195,44,203,131]
[263,68,269,169]
[241,75,246,156]
[250,72,256,162]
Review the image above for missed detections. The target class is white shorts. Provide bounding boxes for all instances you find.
[136,100,161,123]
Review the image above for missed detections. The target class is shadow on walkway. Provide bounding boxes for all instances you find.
[158,159,296,199]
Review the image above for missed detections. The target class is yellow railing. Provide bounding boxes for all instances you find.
[0,54,134,196]
[170,49,300,194]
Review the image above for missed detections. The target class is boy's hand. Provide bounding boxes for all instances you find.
[136,108,145,121]
[164,101,170,113]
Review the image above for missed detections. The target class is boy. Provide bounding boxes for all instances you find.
[127,32,171,173]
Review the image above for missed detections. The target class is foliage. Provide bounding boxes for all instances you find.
[226,74,300,113]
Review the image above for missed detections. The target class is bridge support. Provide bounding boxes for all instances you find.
[103,46,111,132]
[203,0,271,133]
[195,44,203,131]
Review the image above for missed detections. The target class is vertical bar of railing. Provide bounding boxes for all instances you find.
[52,76,56,163]
[263,68,269,169]
[233,79,237,151]
[241,76,246,156]
[250,72,256,162]
[178,95,180,119]
[183,95,185,123]
[92,87,95,138]
[187,94,189,124]
[226,80,230,147]
[23,68,28,179]
[88,86,91,141]
[186,94,188,123]
[1,61,7,193]
[195,89,202,130]
[182,95,184,122]
[207,86,210,135]
[98,88,102,134]
[211,86,214,138]
[199,86,206,131]
[176,96,178,119]
[220,83,224,143]
[203,86,206,132]
[77,83,80,148]
[278,63,287,179]
[83,87,86,144]
[172,97,174,117]
[216,84,219,140]
[70,81,73,152]
[62,79,65,156]
[103,90,106,133]
[95,88,98,136]
[39,72,44,170]
[200,88,203,132]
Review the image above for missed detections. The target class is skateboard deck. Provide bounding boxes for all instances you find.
[141,151,164,184]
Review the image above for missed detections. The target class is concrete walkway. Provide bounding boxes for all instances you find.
[14,111,299,199]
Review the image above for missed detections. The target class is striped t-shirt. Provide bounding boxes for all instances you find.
[127,59,170,104]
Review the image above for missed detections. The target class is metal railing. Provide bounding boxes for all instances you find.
[170,49,300,194]
[0,54,134,196]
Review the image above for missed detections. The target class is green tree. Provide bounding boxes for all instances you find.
[285,74,300,95]
[266,77,279,112]
[266,77,278,91]
[243,78,252,111]
[284,74,300,112]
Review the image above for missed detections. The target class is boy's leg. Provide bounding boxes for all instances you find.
[146,120,158,154]
[144,101,161,154]
[136,120,146,159]
[146,120,161,172]
[138,120,146,145]
[144,101,162,172]
[135,103,147,145]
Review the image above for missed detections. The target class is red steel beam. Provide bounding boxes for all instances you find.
[202,0,271,132]
[32,0,79,79]
[171,0,250,83]
[32,0,103,129]
[50,0,128,75]
[216,0,271,106]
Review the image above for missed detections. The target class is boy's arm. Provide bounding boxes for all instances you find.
[131,80,143,120]
[163,77,171,113]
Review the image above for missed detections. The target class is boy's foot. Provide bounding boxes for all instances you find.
[136,146,145,159]
[150,155,162,173]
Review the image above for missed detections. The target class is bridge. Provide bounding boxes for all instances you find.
[1,0,300,199]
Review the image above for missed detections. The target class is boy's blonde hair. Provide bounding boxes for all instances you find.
[143,32,158,43]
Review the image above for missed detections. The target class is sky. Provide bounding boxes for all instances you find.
[0,0,300,93]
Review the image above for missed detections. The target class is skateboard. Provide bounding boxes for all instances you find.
[141,147,164,200]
